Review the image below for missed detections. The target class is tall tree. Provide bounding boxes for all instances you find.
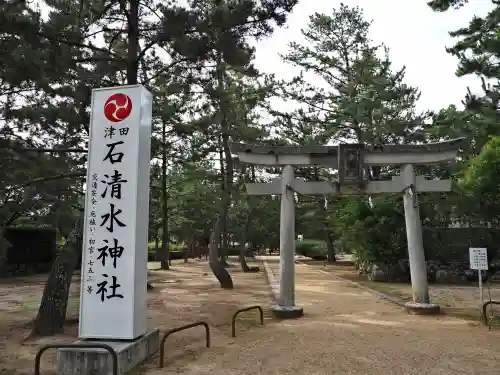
[3,0,300,332]
[428,0,500,153]
[458,136,500,227]
[273,4,427,262]
[426,0,500,226]
[277,4,427,147]
[182,0,297,287]
[428,0,469,11]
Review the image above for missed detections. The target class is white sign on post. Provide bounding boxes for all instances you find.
[469,247,488,270]
[469,247,488,309]
[79,85,153,340]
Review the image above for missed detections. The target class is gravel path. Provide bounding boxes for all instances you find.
[161,260,500,375]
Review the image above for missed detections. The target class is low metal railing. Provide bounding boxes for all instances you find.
[231,305,264,337]
[482,300,500,329]
[159,321,210,368]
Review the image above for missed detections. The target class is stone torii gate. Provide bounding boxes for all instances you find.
[230,138,465,318]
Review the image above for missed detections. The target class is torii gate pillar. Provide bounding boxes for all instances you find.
[275,165,303,318]
[401,164,439,314]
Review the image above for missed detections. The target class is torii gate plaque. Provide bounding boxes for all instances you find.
[230,138,465,318]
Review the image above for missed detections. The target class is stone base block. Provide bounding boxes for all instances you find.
[271,304,304,319]
[404,302,441,315]
[56,329,159,375]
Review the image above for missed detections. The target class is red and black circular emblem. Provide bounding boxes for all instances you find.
[104,93,132,123]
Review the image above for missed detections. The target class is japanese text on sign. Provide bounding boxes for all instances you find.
[83,126,130,301]
[469,247,488,270]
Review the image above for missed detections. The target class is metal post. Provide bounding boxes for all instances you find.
[479,269,484,307]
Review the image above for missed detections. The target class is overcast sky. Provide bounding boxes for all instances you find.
[252,0,493,112]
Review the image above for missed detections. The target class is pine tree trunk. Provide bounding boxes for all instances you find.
[195,236,202,259]
[210,128,233,287]
[184,240,192,263]
[316,166,336,264]
[239,215,252,272]
[159,120,170,269]
[125,0,140,84]
[217,140,229,266]
[238,173,258,273]
[239,243,251,272]
[209,216,233,289]
[325,233,336,263]
[32,216,82,336]
[215,47,232,267]
[0,226,7,277]
[31,247,79,336]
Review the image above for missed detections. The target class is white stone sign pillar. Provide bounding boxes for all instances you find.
[79,85,152,340]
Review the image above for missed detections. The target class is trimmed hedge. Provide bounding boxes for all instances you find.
[148,242,187,253]
[146,243,254,262]
[227,247,254,257]
[5,226,57,273]
[295,239,327,260]
[147,250,185,262]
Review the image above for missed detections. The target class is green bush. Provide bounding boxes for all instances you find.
[5,226,57,268]
[227,246,254,257]
[148,242,187,254]
[296,239,327,260]
[333,197,407,268]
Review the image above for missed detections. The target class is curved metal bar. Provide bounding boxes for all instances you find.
[482,300,500,326]
[231,305,264,338]
[159,321,210,368]
[34,343,118,375]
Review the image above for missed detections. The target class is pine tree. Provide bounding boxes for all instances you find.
[1,0,300,334]
[277,4,427,146]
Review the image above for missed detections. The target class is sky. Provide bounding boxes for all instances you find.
[252,0,494,113]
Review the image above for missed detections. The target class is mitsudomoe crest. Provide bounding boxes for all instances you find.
[104,93,132,122]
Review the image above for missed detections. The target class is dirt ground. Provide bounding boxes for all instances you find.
[4,257,500,375]
[316,261,500,320]
[0,259,271,375]
[168,259,500,375]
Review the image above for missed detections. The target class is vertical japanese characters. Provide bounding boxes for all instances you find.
[84,125,130,302]
[84,173,99,292]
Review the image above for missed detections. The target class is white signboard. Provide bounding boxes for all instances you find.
[79,85,152,340]
[469,247,488,270]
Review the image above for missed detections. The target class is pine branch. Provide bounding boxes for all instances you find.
[0,141,87,153]
[2,171,86,194]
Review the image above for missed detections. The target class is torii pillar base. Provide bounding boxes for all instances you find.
[271,304,304,319]
[404,302,441,315]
